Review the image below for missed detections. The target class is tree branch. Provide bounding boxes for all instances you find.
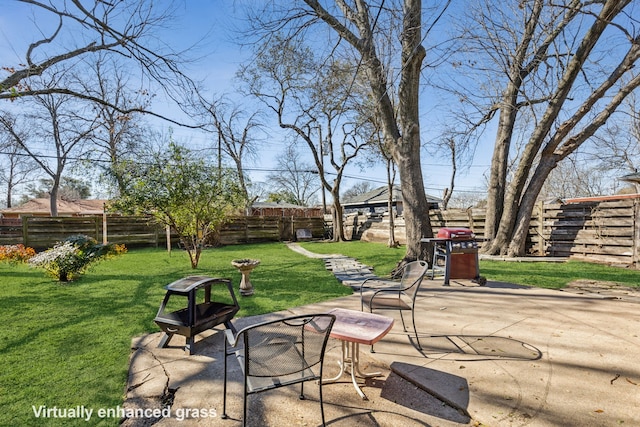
[0,88,203,129]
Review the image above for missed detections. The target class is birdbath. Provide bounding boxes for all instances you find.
[231,259,260,296]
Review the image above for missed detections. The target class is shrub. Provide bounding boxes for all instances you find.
[111,243,128,256]
[0,244,36,263]
[28,235,124,282]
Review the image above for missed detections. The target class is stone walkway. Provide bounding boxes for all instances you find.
[286,242,380,287]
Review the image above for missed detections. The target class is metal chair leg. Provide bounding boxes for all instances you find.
[319,381,326,426]
[412,310,421,350]
[222,340,229,419]
[399,310,407,332]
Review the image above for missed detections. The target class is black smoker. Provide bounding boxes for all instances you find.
[154,276,239,354]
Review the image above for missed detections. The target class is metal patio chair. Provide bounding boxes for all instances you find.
[360,260,429,350]
[221,313,336,427]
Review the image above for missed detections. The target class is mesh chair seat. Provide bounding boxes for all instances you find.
[360,260,428,350]
[222,314,335,427]
[368,296,411,310]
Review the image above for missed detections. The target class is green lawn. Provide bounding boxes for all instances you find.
[300,240,640,289]
[1,240,639,426]
[0,242,350,427]
[480,258,640,289]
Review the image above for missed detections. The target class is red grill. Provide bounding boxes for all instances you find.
[423,227,485,285]
[437,227,478,253]
[436,227,475,240]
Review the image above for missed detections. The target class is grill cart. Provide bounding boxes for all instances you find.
[154,276,239,354]
[422,227,486,286]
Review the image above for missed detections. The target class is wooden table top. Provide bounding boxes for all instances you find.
[327,308,394,346]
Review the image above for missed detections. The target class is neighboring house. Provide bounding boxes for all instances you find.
[341,185,441,215]
[0,198,108,219]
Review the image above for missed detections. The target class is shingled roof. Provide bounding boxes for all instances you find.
[342,185,441,211]
[0,198,108,217]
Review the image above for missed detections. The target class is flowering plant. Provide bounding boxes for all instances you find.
[28,235,123,282]
[0,244,36,263]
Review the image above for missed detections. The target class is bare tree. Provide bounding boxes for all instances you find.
[0,1,197,126]
[437,136,457,210]
[537,96,640,200]
[267,145,320,206]
[0,92,99,216]
[239,34,374,241]
[583,94,640,187]
[239,0,451,260]
[199,97,264,208]
[74,55,151,195]
[424,119,478,210]
[342,181,375,201]
[0,120,39,207]
[447,0,640,256]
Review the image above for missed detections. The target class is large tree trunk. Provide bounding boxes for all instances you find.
[484,0,632,255]
[507,156,557,256]
[483,99,518,244]
[49,185,59,217]
[507,59,640,256]
[331,197,346,242]
[397,0,432,262]
[331,189,346,242]
[396,147,432,261]
[302,0,433,261]
[386,159,398,248]
[385,0,431,262]
[483,0,545,246]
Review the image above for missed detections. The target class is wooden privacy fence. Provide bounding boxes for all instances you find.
[3,195,639,267]
[350,194,640,267]
[0,215,325,250]
[536,196,640,265]
[217,216,325,245]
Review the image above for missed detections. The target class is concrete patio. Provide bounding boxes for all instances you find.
[123,249,640,426]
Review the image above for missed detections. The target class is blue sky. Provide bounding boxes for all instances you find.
[166,1,494,200]
[0,1,492,202]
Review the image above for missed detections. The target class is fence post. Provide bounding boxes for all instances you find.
[166,224,171,253]
[102,208,108,244]
[466,207,474,230]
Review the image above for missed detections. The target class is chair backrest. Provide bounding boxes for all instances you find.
[399,260,429,300]
[240,314,335,381]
